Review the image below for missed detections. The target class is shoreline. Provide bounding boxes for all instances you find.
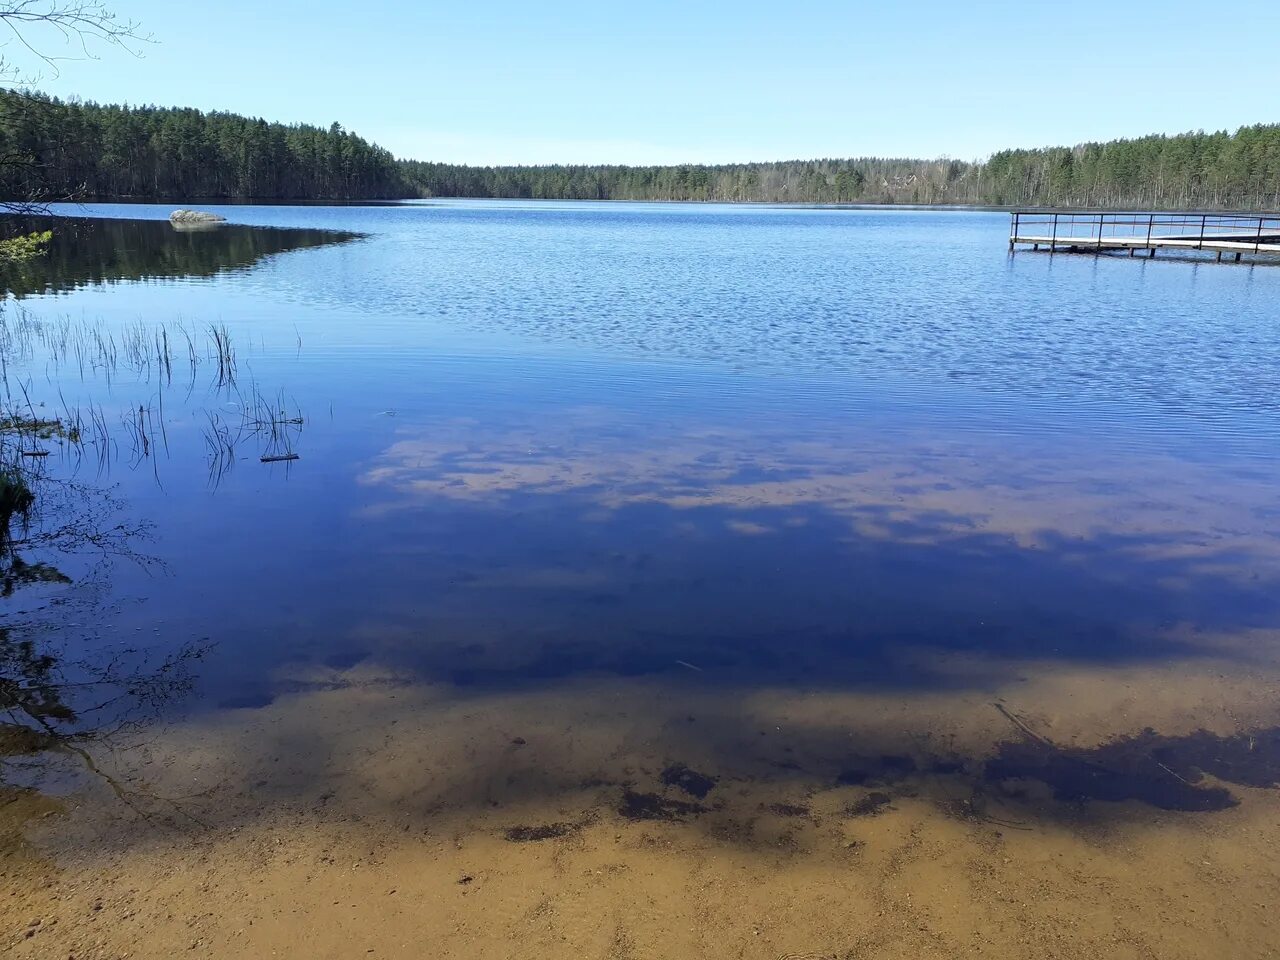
[7,653,1280,960]
[17,198,1280,218]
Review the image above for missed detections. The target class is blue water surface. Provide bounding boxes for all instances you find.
[6,199,1280,711]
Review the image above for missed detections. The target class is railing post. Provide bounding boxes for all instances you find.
[1051,212,1058,252]
[1146,213,1153,252]
[1258,216,1264,254]
[1199,213,1206,250]
[1010,211,1018,251]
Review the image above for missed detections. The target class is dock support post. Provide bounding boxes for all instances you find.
[1236,252,1242,262]
[1217,251,1223,262]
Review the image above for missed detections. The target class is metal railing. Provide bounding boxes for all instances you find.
[1010,210,1280,253]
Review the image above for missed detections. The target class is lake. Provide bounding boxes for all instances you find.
[4,200,1280,960]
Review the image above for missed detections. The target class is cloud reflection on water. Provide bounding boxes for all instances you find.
[338,411,1280,693]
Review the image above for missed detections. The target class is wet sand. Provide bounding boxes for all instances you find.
[6,644,1280,960]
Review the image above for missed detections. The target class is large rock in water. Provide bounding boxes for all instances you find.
[169,209,226,224]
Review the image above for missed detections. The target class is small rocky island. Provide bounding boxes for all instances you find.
[169,209,226,225]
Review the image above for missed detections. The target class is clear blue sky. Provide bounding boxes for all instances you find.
[21,0,1280,165]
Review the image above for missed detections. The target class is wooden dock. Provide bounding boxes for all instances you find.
[1009,211,1280,261]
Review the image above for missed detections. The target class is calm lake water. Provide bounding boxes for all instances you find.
[8,200,1280,711]
[5,201,1280,958]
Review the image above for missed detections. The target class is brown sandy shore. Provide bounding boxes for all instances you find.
[4,649,1280,960]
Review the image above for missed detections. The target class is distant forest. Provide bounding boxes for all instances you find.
[405,128,1280,209]
[0,91,404,201]
[2,90,1278,210]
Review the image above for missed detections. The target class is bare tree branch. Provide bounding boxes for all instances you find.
[0,3,149,211]
[0,0,151,80]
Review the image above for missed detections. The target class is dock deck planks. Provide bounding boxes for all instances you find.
[1009,211,1280,260]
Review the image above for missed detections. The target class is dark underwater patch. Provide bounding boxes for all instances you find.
[660,762,718,799]
[835,754,917,786]
[618,789,707,822]
[503,822,579,842]
[844,791,893,817]
[983,721,1280,812]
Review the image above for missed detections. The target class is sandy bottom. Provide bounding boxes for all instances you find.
[4,641,1280,960]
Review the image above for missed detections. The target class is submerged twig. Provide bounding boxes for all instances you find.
[993,701,1055,747]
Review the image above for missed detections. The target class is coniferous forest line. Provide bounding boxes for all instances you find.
[0,91,405,201]
[3,90,1279,210]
